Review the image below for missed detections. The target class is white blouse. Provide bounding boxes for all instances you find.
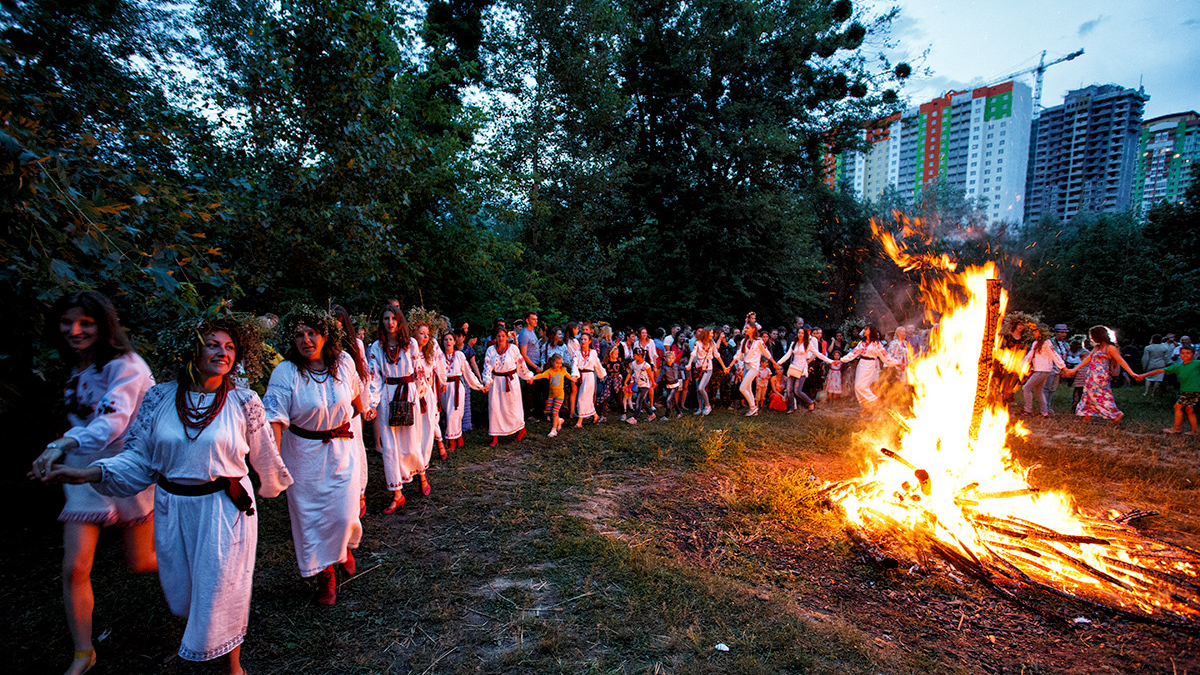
[264,352,362,432]
[95,383,293,498]
[64,352,154,459]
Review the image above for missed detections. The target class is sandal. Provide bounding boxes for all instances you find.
[438,440,447,461]
[67,649,96,675]
[1163,428,1181,434]
[420,473,431,496]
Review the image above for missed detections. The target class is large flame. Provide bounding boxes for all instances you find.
[825,223,1200,626]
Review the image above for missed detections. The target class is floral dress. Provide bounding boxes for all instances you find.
[1076,348,1120,419]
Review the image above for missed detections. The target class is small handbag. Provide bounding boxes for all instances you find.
[388,353,415,427]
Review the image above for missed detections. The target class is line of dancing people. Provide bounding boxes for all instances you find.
[22,293,936,675]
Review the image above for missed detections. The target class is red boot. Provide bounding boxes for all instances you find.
[342,548,356,575]
[516,428,526,441]
[315,566,336,606]
[489,435,499,447]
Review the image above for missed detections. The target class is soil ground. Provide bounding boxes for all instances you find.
[5,384,1200,674]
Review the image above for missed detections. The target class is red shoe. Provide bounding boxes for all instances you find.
[516,428,526,441]
[315,566,336,606]
[438,441,447,461]
[457,437,464,449]
[489,435,499,447]
[420,473,431,496]
[342,548,356,575]
[382,491,405,514]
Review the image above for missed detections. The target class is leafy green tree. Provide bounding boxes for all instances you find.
[486,0,904,326]
[1,0,233,412]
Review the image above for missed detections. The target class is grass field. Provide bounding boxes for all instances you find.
[5,383,1199,674]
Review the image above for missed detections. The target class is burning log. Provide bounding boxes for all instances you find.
[970,278,1003,441]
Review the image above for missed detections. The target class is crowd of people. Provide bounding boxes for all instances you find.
[1003,321,1199,433]
[27,292,1199,675]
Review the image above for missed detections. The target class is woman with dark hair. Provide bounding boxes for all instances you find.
[731,323,779,416]
[264,310,365,606]
[839,325,899,414]
[1020,325,1065,417]
[564,321,581,421]
[686,327,728,416]
[413,323,446,469]
[332,305,373,518]
[1061,326,1140,425]
[441,333,484,447]
[572,332,606,427]
[30,290,157,675]
[778,327,834,412]
[482,325,534,446]
[43,316,292,675]
[366,306,422,513]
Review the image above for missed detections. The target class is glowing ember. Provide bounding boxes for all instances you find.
[824,222,1200,628]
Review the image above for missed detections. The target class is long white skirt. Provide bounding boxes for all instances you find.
[854,358,880,404]
[350,414,367,495]
[155,477,255,661]
[376,382,424,490]
[441,380,468,440]
[279,433,362,577]
[575,372,599,418]
[417,388,439,460]
[488,375,525,436]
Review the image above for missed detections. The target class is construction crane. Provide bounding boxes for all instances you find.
[986,49,1085,116]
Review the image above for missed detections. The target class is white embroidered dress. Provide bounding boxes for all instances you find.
[841,341,899,404]
[441,351,483,440]
[416,350,446,462]
[367,338,425,489]
[571,348,607,418]
[264,353,363,577]
[60,352,155,525]
[482,344,534,436]
[93,383,292,662]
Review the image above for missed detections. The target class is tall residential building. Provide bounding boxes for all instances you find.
[827,81,1034,224]
[1024,84,1149,224]
[1133,111,1199,212]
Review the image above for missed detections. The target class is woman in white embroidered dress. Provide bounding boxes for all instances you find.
[333,304,373,518]
[687,328,728,416]
[264,311,365,606]
[441,333,484,447]
[482,326,534,446]
[777,327,834,412]
[30,291,156,675]
[839,325,899,414]
[414,324,447,470]
[571,332,606,427]
[46,317,292,675]
[366,306,423,513]
[732,324,780,416]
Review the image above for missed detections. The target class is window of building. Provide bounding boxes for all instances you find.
[987,133,994,139]
[987,143,994,148]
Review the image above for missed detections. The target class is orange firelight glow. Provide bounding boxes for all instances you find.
[824,222,1200,626]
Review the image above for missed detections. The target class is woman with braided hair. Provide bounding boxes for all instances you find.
[366,306,424,513]
[43,314,292,675]
[264,309,365,606]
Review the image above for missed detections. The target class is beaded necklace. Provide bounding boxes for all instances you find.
[176,379,230,441]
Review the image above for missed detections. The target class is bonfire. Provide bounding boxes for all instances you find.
[822,223,1200,630]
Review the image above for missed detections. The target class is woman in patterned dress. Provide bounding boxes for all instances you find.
[30,291,157,675]
[1061,325,1140,425]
